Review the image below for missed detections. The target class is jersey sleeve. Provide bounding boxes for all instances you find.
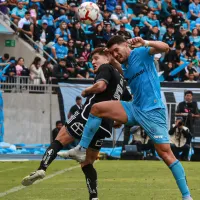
[135,47,153,60]
[95,64,112,84]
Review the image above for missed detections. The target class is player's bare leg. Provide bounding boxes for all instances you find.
[155,143,192,200]
[59,101,128,162]
[21,126,74,186]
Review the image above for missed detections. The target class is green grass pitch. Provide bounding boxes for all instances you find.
[0,160,199,200]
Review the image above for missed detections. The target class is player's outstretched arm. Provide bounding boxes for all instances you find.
[127,37,169,55]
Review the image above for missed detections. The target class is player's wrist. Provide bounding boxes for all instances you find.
[143,40,149,47]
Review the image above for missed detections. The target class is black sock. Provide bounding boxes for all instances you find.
[38,140,63,171]
[82,164,98,200]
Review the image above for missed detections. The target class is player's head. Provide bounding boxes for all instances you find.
[91,47,109,73]
[107,35,130,64]
[184,90,193,102]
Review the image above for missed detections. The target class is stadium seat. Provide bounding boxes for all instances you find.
[126,0,136,4]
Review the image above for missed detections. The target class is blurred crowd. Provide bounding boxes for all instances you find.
[0,0,200,83]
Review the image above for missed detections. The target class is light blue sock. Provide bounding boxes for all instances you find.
[79,114,102,148]
[169,160,190,198]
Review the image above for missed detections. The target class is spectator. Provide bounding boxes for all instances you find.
[179,42,187,58]
[70,21,86,51]
[55,0,68,11]
[67,96,83,119]
[29,0,45,18]
[81,43,91,62]
[42,61,53,83]
[18,11,33,41]
[102,10,112,29]
[121,125,131,150]
[185,44,197,62]
[140,11,159,35]
[29,4,38,24]
[184,73,197,83]
[76,57,89,78]
[66,50,77,77]
[185,61,199,80]
[54,9,70,28]
[52,59,69,83]
[175,26,190,48]
[161,0,176,18]
[67,39,75,52]
[145,26,159,41]
[15,57,25,76]
[51,37,68,60]
[170,9,190,31]
[116,24,132,40]
[41,10,54,29]
[162,25,176,48]
[19,0,29,7]
[176,90,199,134]
[148,0,161,15]
[103,23,115,42]
[11,1,27,25]
[187,0,200,21]
[110,5,128,31]
[35,20,55,55]
[133,26,141,37]
[189,28,200,49]
[177,0,190,13]
[29,57,46,84]
[163,62,176,81]
[52,120,63,141]
[5,58,16,77]
[162,16,174,29]
[131,0,149,16]
[97,0,106,11]
[169,117,191,161]
[43,0,56,10]
[0,0,10,26]
[92,24,106,48]
[106,0,117,12]
[0,53,9,64]
[55,21,71,45]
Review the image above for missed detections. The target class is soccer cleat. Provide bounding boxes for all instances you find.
[57,145,86,163]
[21,169,45,186]
[91,198,99,200]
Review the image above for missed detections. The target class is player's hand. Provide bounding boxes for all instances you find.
[127,37,145,48]
[113,121,122,129]
[81,90,88,98]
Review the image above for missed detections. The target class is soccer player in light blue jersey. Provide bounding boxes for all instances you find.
[59,36,192,200]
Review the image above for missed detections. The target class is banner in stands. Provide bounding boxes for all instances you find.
[59,83,200,141]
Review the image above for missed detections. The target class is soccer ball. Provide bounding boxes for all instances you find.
[78,2,100,25]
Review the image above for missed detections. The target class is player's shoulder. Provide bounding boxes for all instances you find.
[99,63,113,71]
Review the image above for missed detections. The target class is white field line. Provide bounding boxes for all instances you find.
[0,164,80,198]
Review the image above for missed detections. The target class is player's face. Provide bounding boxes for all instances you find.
[108,43,129,64]
[92,53,109,73]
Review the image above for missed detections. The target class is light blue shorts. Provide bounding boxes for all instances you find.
[120,101,169,144]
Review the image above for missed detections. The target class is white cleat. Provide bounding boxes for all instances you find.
[21,169,45,186]
[91,198,99,200]
[57,145,86,163]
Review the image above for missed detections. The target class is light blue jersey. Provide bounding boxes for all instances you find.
[121,46,169,144]
[122,47,165,111]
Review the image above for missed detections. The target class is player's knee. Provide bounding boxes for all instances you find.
[91,104,101,117]
[157,148,172,160]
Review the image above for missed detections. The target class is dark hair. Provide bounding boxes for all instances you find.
[17,57,24,63]
[25,11,30,15]
[76,96,82,101]
[4,53,9,60]
[42,60,51,68]
[91,47,106,57]
[56,120,63,126]
[32,56,41,66]
[185,90,193,96]
[58,58,66,63]
[107,35,126,49]
[68,50,74,54]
